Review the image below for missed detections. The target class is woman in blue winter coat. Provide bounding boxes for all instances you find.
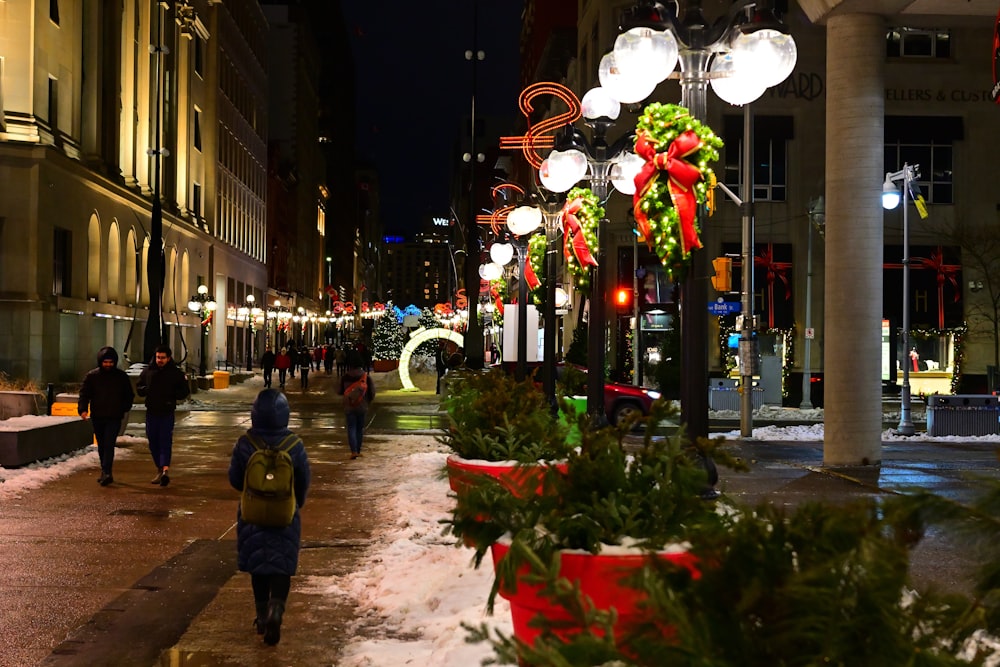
[228,389,310,646]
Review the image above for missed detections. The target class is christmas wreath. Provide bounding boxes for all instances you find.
[561,186,603,294]
[527,234,546,305]
[633,102,723,281]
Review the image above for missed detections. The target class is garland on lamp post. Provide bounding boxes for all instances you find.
[633,102,723,281]
[560,186,603,295]
[527,235,546,306]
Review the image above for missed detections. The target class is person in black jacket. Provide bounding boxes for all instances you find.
[260,346,276,388]
[228,389,310,646]
[78,346,134,486]
[137,345,190,487]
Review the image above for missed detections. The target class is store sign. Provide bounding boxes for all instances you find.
[432,217,449,227]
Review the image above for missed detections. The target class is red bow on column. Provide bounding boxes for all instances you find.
[561,198,598,268]
[753,244,792,328]
[632,129,704,255]
[912,246,961,329]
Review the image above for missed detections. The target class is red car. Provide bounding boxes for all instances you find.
[557,364,661,426]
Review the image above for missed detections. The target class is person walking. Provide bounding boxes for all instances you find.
[335,346,346,376]
[228,389,310,646]
[297,347,311,391]
[260,346,276,389]
[78,346,134,486]
[274,347,291,389]
[323,344,334,375]
[136,345,190,487]
[288,343,297,379]
[339,351,375,460]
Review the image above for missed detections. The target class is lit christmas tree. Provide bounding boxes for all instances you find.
[371,310,404,361]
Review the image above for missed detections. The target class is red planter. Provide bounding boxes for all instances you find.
[372,359,398,372]
[491,539,699,648]
[445,454,567,498]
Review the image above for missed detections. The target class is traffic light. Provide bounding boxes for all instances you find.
[615,287,632,312]
[711,257,732,292]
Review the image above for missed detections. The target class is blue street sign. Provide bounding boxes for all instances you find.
[708,301,741,315]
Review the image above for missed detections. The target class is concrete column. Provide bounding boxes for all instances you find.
[823,13,885,466]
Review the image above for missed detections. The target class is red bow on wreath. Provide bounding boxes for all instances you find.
[524,256,541,291]
[633,129,704,255]
[561,198,598,268]
[754,244,792,329]
[490,285,504,316]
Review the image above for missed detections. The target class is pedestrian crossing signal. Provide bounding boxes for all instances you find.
[711,257,732,292]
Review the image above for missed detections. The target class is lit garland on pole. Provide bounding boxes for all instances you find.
[633,102,723,280]
[561,186,603,294]
[527,234,546,306]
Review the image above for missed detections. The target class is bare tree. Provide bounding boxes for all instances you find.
[939,220,1000,374]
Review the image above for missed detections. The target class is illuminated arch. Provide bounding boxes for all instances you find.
[398,327,465,391]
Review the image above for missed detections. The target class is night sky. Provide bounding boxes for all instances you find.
[339,1,524,236]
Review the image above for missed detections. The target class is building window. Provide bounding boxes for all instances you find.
[48,77,58,129]
[193,108,202,151]
[50,0,59,25]
[722,115,793,202]
[53,227,71,296]
[193,35,204,77]
[192,182,202,220]
[887,28,951,58]
[884,116,961,205]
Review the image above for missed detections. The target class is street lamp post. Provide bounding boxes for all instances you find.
[608,0,798,438]
[882,164,921,436]
[801,197,825,409]
[187,285,217,378]
[244,294,257,371]
[538,88,643,425]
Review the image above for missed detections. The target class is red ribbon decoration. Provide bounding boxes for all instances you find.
[524,256,541,291]
[490,285,504,316]
[561,198,598,268]
[632,129,704,255]
[912,247,961,329]
[751,244,792,329]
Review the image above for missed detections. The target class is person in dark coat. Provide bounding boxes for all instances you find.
[338,351,375,459]
[78,346,134,486]
[260,346,276,388]
[136,345,190,487]
[228,389,310,646]
[297,347,311,391]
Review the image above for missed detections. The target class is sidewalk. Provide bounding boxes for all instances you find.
[1,372,998,665]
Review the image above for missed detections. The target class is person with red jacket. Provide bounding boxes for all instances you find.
[274,347,292,389]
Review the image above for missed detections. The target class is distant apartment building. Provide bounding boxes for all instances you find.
[384,232,454,310]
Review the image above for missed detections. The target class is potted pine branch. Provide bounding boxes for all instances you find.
[447,399,746,650]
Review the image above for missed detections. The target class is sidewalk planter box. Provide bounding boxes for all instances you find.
[491,538,698,648]
[373,359,399,372]
[926,394,1000,437]
[197,376,212,390]
[0,391,44,420]
[213,371,230,389]
[0,416,94,467]
[445,454,567,498]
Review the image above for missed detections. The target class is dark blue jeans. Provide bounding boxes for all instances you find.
[146,412,176,469]
[346,410,365,454]
[92,417,122,475]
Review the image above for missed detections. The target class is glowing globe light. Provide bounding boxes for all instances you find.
[612,27,678,88]
[731,29,797,88]
[489,242,514,265]
[480,262,504,282]
[598,52,656,105]
[507,206,542,236]
[609,151,646,195]
[709,52,766,106]
[581,87,621,121]
[539,150,588,193]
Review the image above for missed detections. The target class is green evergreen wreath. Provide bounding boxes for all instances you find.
[527,234,546,306]
[633,102,723,281]
[562,186,603,295]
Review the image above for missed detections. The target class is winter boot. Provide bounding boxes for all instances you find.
[263,599,285,646]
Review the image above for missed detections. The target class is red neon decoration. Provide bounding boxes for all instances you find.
[500,82,582,169]
[455,289,468,309]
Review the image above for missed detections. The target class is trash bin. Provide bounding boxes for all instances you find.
[926,394,1000,437]
[213,371,230,389]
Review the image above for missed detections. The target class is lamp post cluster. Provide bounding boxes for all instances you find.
[882,163,921,436]
[187,285,217,377]
[532,0,798,436]
[237,294,261,371]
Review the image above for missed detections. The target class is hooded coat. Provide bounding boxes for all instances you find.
[78,346,135,419]
[228,389,311,575]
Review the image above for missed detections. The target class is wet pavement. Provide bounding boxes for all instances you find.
[0,369,998,665]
